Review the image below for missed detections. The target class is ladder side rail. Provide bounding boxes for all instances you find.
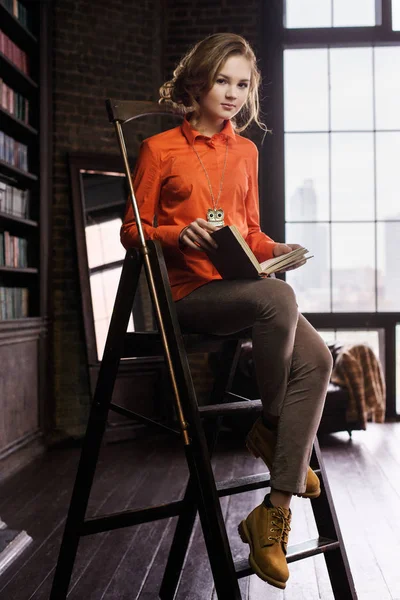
[160,339,241,599]
[148,241,242,599]
[311,439,358,599]
[50,250,142,600]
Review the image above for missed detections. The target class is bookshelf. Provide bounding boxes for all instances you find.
[0,0,51,478]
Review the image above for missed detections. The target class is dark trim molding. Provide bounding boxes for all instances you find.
[0,317,46,343]
[0,431,45,483]
[39,0,53,437]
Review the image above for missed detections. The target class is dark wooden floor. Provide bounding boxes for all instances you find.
[0,423,399,599]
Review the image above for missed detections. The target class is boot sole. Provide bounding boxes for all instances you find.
[247,437,321,500]
[295,488,321,499]
[238,520,287,590]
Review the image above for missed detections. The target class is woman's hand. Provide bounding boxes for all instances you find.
[273,242,306,272]
[273,242,295,257]
[179,218,219,252]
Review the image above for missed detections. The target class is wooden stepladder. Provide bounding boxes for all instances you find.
[50,99,358,600]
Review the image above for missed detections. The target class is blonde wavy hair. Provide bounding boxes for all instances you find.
[159,33,267,134]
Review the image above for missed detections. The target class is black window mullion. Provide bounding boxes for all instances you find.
[384,323,397,417]
[380,0,393,29]
[372,47,378,313]
[260,0,285,244]
[328,46,333,313]
[284,27,400,47]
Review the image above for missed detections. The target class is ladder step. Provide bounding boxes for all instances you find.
[81,500,184,536]
[235,537,340,579]
[199,399,262,417]
[217,472,270,496]
[217,470,322,497]
[109,402,180,436]
[81,473,271,535]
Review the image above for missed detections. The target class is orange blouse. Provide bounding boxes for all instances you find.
[120,117,277,301]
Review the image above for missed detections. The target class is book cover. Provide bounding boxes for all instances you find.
[208,225,311,279]
[207,225,261,279]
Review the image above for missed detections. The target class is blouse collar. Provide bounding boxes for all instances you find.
[181,116,236,145]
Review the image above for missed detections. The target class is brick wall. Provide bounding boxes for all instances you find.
[51,0,163,439]
[51,0,264,439]
[163,0,262,82]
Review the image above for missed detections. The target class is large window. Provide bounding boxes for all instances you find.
[284,46,400,314]
[275,0,400,415]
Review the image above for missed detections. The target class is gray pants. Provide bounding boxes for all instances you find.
[175,277,333,494]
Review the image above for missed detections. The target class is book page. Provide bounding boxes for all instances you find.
[261,253,313,275]
[260,247,307,270]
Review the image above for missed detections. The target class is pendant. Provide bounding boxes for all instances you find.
[207,208,225,227]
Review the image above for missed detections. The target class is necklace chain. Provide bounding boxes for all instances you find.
[191,139,229,211]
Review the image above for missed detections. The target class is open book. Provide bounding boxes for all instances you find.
[207,225,312,279]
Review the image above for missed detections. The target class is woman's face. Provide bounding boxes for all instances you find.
[198,54,251,123]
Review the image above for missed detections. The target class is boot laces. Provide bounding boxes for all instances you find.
[268,507,291,546]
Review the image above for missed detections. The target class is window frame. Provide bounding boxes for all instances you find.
[259,0,400,418]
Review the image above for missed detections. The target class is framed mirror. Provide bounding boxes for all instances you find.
[69,153,164,439]
[69,152,154,362]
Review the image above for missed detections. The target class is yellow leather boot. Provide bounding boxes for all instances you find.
[238,500,292,589]
[246,417,321,499]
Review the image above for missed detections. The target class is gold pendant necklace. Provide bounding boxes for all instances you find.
[191,139,229,227]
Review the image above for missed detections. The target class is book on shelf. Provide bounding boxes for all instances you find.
[0,131,28,170]
[0,286,29,319]
[0,230,28,267]
[207,224,312,279]
[0,78,29,123]
[1,0,31,32]
[0,29,29,74]
[0,181,30,217]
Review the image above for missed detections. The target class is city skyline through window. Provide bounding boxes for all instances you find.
[284,46,400,314]
[280,1,400,415]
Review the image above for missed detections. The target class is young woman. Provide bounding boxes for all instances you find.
[121,33,332,590]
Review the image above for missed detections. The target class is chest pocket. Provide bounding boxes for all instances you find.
[161,157,194,204]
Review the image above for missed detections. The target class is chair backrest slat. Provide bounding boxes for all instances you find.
[105,98,180,124]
